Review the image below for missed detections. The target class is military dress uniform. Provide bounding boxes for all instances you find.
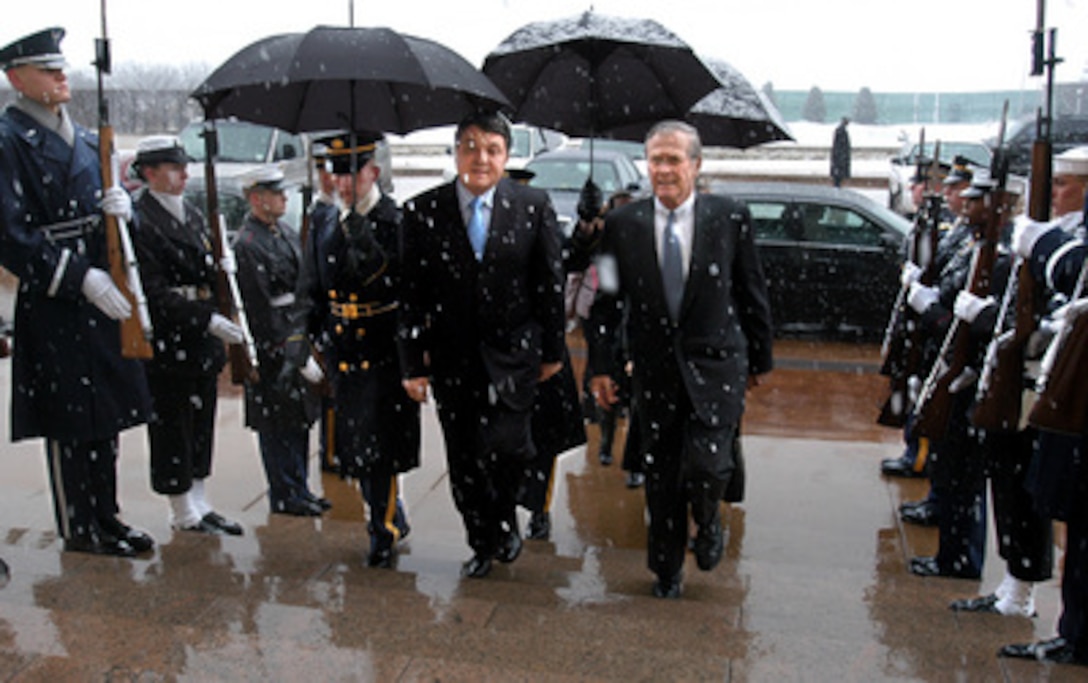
[303,189,420,566]
[130,137,242,535]
[0,28,151,555]
[233,181,322,515]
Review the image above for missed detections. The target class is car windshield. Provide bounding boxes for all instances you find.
[179,122,275,164]
[528,159,624,193]
[906,141,991,168]
[509,128,533,159]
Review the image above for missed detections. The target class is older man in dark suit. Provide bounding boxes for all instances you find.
[589,120,774,598]
[398,112,565,579]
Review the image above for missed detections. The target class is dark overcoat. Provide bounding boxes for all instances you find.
[132,192,225,378]
[233,212,319,432]
[588,193,774,476]
[0,106,149,441]
[303,195,420,477]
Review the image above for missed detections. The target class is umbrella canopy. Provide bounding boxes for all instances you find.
[482,11,721,138]
[606,58,794,148]
[191,25,510,135]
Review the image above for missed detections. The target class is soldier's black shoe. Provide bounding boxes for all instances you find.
[496,527,523,563]
[900,501,939,527]
[527,511,551,540]
[693,524,724,571]
[202,511,243,536]
[461,554,493,578]
[652,573,682,599]
[366,544,395,569]
[909,555,980,579]
[0,557,9,584]
[950,593,999,613]
[274,499,323,517]
[881,455,925,478]
[99,518,155,553]
[626,472,645,489]
[303,493,333,511]
[64,534,138,558]
[999,637,1087,665]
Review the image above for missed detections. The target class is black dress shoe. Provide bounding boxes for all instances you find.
[99,518,155,553]
[599,449,613,466]
[177,517,221,534]
[999,637,1087,664]
[366,545,395,568]
[652,574,682,599]
[881,456,925,478]
[461,554,493,578]
[496,527,523,563]
[909,555,980,579]
[202,511,244,536]
[64,534,138,558]
[304,494,333,511]
[526,511,551,540]
[694,524,724,571]
[949,593,999,613]
[626,471,645,489]
[274,499,323,517]
[900,501,939,527]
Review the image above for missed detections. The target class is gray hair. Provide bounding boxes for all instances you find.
[645,120,702,160]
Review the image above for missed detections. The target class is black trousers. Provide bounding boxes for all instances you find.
[147,372,218,495]
[45,437,120,541]
[986,428,1053,583]
[643,391,734,581]
[930,392,987,577]
[436,388,533,558]
[360,473,409,548]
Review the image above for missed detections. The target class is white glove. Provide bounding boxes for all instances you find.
[1052,297,1088,324]
[907,282,938,314]
[220,249,237,275]
[300,355,324,384]
[953,291,993,323]
[1011,215,1056,259]
[207,313,244,344]
[99,186,133,222]
[949,367,979,394]
[900,261,923,288]
[81,267,131,320]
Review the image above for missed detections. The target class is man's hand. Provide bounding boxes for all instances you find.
[589,375,618,410]
[299,356,324,384]
[81,267,131,320]
[100,186,133,222]
[207,313,244,344]
[539,361,562,382]
[1011,215,1057,259]
[403,376,430,403]
[953,291,993,323]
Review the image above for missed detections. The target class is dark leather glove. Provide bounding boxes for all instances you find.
[577,178,603,223]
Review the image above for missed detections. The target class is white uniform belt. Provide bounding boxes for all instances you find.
[169,285,213,301]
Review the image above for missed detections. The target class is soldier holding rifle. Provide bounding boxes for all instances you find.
[903,172,1019,580]
[996,173,1088,666]
[0,28,153,556]
[131,135,245,536]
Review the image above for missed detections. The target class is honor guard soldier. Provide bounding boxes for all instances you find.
[233,166,328,516]
[131,135,245,535]
[295,133,417,567]
[0,28,153,557]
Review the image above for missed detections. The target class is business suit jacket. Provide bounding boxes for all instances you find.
[398,178,565,413]
[588,193,773,473]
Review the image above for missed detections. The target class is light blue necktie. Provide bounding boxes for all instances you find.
[468,196,487,261]
[662,210,683,323]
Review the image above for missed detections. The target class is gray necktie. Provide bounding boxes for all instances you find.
[662,210,683,323]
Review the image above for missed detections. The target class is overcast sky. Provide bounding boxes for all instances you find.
[4,0,1087,94]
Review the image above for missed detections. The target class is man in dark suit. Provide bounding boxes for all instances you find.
[588,120,773,598]
[398,112,565,578]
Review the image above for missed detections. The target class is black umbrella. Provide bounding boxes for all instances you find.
[191,25,510,135]
[481,11,720,139]
[605,58,794,148]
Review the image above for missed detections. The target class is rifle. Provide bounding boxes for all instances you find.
[95,0,153,359]
[912,103,1010,440]
[1029,256,1088,435]
[201,119,258,384]
[877,134,942,427]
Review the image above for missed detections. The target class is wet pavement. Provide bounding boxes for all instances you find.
[0,334,1081,681]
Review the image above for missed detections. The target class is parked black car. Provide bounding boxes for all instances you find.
[712,181,910,341]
